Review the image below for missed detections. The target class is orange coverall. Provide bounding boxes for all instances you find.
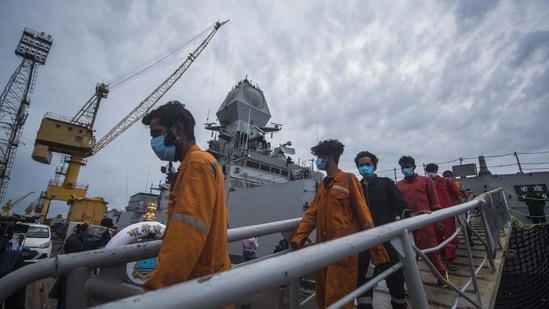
[144,145,232,307]
[291,170,389,309]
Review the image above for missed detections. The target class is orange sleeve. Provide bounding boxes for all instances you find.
[349,175,389,265]
[291,193,318,248]
[348,174,374,229]
[144,159,215,291]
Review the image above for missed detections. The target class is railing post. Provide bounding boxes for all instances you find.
[65,267,91,309]
[458,213,482,306]
[399,230,430,308]
[289,277,300,309]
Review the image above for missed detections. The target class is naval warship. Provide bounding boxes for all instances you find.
[107,78,323,258]
[106,78,549,262]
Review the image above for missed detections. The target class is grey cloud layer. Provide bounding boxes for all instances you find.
[0,0,547,215]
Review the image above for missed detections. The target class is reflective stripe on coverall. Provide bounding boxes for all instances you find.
[291,170,389,309]
[144,145,232,306]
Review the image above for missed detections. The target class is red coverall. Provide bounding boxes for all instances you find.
[397,175,447,274]
[144,145,232,308]
[433,176,465,261]
[292,170,389,309]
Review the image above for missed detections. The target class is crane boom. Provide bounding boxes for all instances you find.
[92,20,229,154]
[71,83,110,130]
[7,191,34,206]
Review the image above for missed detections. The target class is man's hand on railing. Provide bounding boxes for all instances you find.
[290,238,313,250]
[290,242,302,250]
[413,210,432,216]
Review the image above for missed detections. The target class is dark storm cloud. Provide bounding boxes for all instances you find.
[453,0,501,33]
[1,0,548,216]
[511,30,549,68]
[523,67,549,97]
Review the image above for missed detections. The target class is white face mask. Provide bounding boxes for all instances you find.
[426,172,437,178]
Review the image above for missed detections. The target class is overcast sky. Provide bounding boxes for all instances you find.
[1,0,548,217]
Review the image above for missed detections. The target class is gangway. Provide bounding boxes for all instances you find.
[0,189,512,308]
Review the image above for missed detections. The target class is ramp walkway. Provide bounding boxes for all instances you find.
[235,213,510,309]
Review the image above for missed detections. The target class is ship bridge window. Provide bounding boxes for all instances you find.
[271,167,280,174]
[245,86,264,108]
[260,164,271,172]
[246,161,260,169]
[281,170,289,176]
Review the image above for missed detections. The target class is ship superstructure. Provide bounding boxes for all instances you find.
[107,78,323,258]
[204,78,320,189]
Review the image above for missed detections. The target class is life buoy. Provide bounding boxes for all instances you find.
[104,221,166,286]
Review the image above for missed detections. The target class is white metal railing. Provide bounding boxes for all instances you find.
[0,189,509,309]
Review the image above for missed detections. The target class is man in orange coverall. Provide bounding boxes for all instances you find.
[141,101,232,305]
[291,139,389,309]
[396,156,448,287]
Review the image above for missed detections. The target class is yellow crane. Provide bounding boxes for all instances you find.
[31,20,228,224]
[0,191,34,217]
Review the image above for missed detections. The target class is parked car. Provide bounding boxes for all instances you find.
[20,223,52,262]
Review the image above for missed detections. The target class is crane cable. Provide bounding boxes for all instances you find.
[105,25,213,91]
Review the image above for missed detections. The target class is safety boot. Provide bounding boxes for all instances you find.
[437,270,449,287]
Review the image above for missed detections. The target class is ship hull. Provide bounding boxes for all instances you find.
[227,178,317,259]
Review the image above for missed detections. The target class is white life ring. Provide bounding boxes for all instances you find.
[105,221,166,286]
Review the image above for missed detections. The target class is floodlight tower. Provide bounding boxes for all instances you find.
[0,28,53,203]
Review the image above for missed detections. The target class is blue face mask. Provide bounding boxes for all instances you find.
[150,131,176,161]
[426,172,437,178]
[315,158,326,170]
[358,165,375,178]
[401,167,414,177]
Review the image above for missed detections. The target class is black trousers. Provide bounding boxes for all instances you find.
[357,242,407,309]
[0,250,26,309]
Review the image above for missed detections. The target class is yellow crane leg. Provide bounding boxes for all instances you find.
[39,199,52,224]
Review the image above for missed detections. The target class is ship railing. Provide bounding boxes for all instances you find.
[0,189,510,309]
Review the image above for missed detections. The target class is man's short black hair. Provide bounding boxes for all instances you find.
[100,218,114,228]
[354,151,379,168]
[311,139,345,164]
[425,163,439,173]
[442,170,453,177]
[142,100,196,141]
[398,155,415,167]
[75,223,88,233]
